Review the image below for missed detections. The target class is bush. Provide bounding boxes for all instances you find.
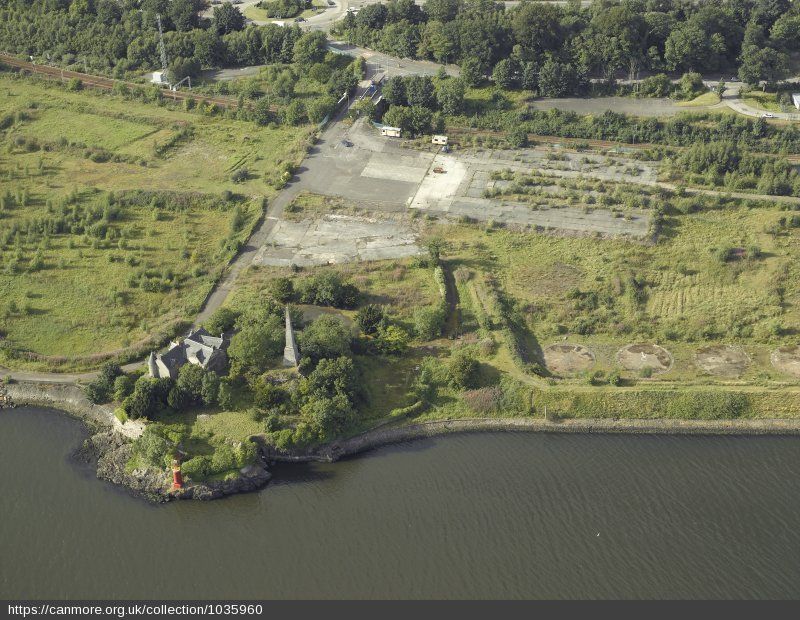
[123,376,172,420]
[507,127,528,148]
[299,315,352,364]
[297,272,359,308]
[448,350,481,390]
[204,307,238,336]
[355,304,386,335]
[85,362,124,404]
[463,386,503,414]
[414,304,446,340]
[253,379,288,410]
[373,324,410,355]
[113,374,135,401]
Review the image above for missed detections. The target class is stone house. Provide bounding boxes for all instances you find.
[146,307,300,380]
[147,328,229,380]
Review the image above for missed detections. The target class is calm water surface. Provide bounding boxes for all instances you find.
[1,407,799,599]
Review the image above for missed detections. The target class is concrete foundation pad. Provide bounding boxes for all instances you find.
[253,214,422,267]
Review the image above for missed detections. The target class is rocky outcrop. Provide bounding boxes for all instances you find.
[3,381,270,503]
[174,464,272,501]
[78,430,170,502]
[0,384,14,409]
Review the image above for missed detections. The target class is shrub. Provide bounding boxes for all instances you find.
[463,386,503,413]
[299,315,352,363]
[373,324,410,355]
[448,350,481,390]
[355,304,386,335]
[230,168,249,183]
[507,127,528,148]
[297,272,359,308]
[204,307,238,336]
[414,304,446,340]
[269,277,294,303]
[113,374,135,401]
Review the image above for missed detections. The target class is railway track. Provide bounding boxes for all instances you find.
[0,54,277,112]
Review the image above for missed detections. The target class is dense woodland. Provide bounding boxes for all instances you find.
[1,0,798,89]
[334,0,800,91]
[0,0,313,78]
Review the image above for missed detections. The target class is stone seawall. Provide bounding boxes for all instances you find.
[3,381,144,437]
[263,416,800,463]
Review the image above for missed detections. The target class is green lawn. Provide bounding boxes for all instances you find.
[742,91,783,113]
[677,92,721,107]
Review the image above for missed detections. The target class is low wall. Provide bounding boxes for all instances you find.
[2,381,144,438]
[266,416,800,463]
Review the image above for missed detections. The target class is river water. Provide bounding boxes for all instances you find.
[1,407,799,599]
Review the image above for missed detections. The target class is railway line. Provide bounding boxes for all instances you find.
[0,54,276,111]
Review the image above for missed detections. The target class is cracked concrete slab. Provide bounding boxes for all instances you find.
[252,214,423,267]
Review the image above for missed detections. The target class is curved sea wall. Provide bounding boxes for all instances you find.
[5,381,800,500]
[263,416,800,463]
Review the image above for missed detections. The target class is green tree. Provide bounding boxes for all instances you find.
[204,307,238,336]
[200,372,220,406]
[435,77,465,115]
[123,376,171,420]
[213,2,245,35]
[537,58,579,97]
[253,97,277,126]
[283,99,307,126]
[170,0,201,31]
[374,324,410,354]
[269,277,295,303]
[299,315,352,363]
[448,350,480,389]
[293,30,328,67]
[301,393,353,435]
[306,95,336,123]
[113,374,135,402]
[228,316,284,374]
[460,56,484,87]
[305,356,360,402]
[492,58,517,89]
[738,44,789,85]
[356,304,387,335]
[414,304,446,340]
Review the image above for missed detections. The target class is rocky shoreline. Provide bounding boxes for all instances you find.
[1,381,272,502]
[5,381,800,502]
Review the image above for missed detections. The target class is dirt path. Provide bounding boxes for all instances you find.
[441,262,461,339]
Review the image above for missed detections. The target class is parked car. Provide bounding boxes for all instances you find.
[762,112,775,118]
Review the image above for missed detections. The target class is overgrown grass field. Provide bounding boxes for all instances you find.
[0,73,313,368]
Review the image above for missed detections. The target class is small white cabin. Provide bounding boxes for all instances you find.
[432,135,448,145]
[792,93,800,110]
[151,71,168,85]
[381,126,401,138]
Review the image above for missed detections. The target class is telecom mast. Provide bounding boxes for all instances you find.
[156,13,169,82]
